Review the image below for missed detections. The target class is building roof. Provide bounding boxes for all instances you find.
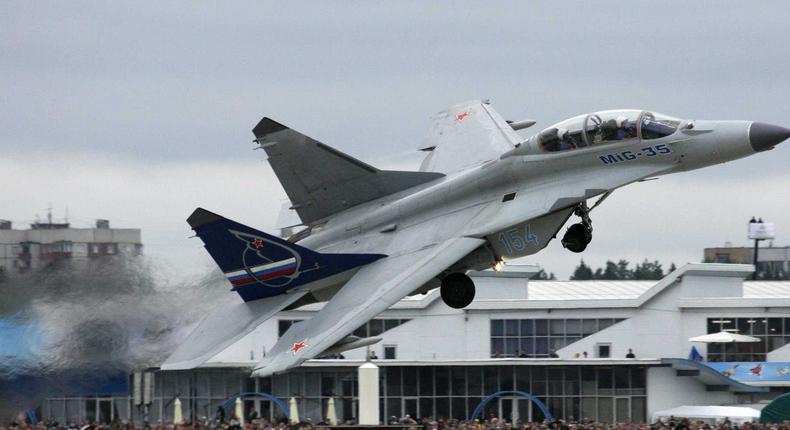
[523,280,790,300]
[287,263,790,314]
[526,281,653,300]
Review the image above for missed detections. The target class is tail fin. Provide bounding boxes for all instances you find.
[188,208,385,302]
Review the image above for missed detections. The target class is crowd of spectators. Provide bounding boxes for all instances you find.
[2,416,790,430]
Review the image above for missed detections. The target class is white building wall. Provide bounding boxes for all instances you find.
[679,275,743,298]
[646,367,735,419]
[382,305,470,360]
[768,342,790,361]
[203,264,790,374]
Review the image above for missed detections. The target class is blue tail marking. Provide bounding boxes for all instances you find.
[187,208,385,302]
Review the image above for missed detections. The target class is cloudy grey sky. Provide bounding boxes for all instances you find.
[2,1,790,279]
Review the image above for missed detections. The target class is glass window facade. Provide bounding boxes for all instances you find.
[491,319,625,358]
[43,365,647,424]
[353,318,411,338]
[279,318,410,339]
[707,317,790,361]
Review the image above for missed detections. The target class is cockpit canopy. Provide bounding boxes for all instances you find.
[536,110,681,153]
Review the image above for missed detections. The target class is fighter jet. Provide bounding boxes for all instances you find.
[162,100,790,377]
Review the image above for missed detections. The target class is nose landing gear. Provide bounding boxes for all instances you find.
[562,201,593,253]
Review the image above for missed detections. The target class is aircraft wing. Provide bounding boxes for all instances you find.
[251,236,485,377]
[419,100,521,174]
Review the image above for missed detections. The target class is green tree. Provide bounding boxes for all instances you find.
[571,259,594,280]
[595,259,633,280]
[532,269,556,280]
[633,259,664,280]
[616,259,633,279]
[596,260,618,280]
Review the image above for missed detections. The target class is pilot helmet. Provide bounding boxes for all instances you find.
[616,116,629,127]
[557,127,569,139]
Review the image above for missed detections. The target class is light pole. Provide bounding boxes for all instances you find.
[753,237,761,280]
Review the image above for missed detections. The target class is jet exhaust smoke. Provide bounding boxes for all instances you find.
[0,258,235,421]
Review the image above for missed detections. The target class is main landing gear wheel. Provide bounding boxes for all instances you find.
[561,222,592,253]
[440,273,475,309]
[561,201,594,253]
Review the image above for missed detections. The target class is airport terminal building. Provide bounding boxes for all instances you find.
[43,263,790,424]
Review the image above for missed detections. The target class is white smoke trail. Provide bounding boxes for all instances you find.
[0,257,238,420]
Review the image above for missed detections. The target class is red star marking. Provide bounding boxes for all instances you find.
[288,339,308,355]
[251,239,264,249]
[455,111,470,121]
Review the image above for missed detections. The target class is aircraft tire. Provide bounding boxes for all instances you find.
[561,222,592,253]
[440,272,476,309]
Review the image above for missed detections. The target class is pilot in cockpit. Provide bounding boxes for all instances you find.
[614,116,629,140]
[557,127,573,150]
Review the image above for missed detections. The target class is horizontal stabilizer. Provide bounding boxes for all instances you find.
[253,117,444,225]
[160,290,308,370]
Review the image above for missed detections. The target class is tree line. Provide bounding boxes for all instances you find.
[570,259,676,280]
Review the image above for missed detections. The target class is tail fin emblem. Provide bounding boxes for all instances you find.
[227,229,305,288]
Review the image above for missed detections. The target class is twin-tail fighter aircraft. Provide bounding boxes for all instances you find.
[162,100,790,377]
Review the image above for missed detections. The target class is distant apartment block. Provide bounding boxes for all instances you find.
[0,219,142,273]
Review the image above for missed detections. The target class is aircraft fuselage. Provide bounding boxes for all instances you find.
[297,111,786,284]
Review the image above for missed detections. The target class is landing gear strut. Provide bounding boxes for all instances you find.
[561,202,593,253]
[440,273,475,309]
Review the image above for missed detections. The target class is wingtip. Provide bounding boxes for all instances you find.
[187,207,223,229]
[251,354,300,378]
[252,117,288,139]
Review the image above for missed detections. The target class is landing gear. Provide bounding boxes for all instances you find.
[562,202,593,253]
[440,273,475,309]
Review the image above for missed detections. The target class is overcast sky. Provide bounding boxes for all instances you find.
[2,1,790,279]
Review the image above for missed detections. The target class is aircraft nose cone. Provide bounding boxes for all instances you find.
[749,122,790,152]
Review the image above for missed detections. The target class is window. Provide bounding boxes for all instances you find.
[707,317,790,361]
[585,111,639,145]
[597,343,611,358]
[537,114,586,152]
[490,318,625,358]
[353,318,410,338]
[640,112,680,139]
[384,345,397,359]
[537,109,679,153]
[715,253,731,263]
[369,319,383,337]
[537,110,642,153]
[278,319,303,337]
